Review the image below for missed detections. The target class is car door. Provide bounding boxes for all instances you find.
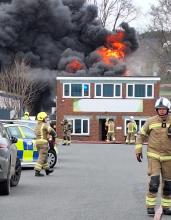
[5,126,24,162]
[18,126,38,162]
[1,125,17,174]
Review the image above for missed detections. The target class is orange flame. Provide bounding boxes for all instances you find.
[67,59,84,73]
[96,31,126,65]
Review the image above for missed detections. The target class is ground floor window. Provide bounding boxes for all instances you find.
[124,118,147,135]
[67,118,89,135]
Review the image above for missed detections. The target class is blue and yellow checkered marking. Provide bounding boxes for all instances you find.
[16,138,38,162]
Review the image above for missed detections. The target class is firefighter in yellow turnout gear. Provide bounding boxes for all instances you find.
[105,118,116,143]
[34,112,57,177]
[125,116,137,144]
[135,97,171,216]
[21,111,30,120]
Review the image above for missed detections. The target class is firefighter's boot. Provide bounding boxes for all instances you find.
[35,170,44,177]
[163,208,171,215]
[147,208,155,215]
[45,169,54,175]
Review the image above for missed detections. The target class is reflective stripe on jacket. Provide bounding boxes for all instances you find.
[106,121,115,132]
[127,121,137,133]
[35,122,57,145]
[135,115,171,160]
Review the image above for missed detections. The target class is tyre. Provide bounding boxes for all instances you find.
[10,158,21,187]
[48,149,57,168]
[0,175,10,195]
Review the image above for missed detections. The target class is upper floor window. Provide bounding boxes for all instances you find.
[126,84,154,98]
[95,83,122,98]
[63,83,90,97]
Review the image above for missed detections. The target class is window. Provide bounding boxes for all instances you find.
[63,83,90,97]
[75,119,81,133]
[147,85,152,97]
[20,126,36,139]
[115,84,121,97]
[124,118,147,135]
[95,83,122,97]
[71,84,82,96]
[127,84,153,98]
[96,84,101,96]
[128,85,133,97]
[135,84,145,97]
[64,84,69,96]
[7,127,22,138]
[103,84,113,97]
[83,84,89,96]
[67,118,89,135]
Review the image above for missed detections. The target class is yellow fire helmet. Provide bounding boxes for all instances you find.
[37,112,48,121]
[24,111,29,116]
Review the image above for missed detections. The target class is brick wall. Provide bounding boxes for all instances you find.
[56,79,160,142]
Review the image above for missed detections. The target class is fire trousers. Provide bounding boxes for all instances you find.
[106,132,115,142]
[63,130,71,145]
[125,132,136,144]
[34,143,49,171]
[146,158,171,209]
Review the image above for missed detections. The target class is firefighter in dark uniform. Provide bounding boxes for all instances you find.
[34,112,57,177]
[61,119,72,145]
[135,97,171,216]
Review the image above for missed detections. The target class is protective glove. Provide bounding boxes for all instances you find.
[136,153,143,162]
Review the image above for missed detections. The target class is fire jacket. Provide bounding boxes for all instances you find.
[135,115,171,161]
[63,123,72,133]
[35,122,57,145]
[21,115,30,120]
[127,121,137,133]
[106,121,115,132]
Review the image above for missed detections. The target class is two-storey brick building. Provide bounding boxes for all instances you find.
[56,76,160,143]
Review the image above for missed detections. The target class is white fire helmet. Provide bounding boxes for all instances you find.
[155,97,171,110]
[130,116,134,120]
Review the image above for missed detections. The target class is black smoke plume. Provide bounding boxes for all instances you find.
[0,0,139,114]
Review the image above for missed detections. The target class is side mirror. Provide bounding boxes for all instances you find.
[10,136,18,144]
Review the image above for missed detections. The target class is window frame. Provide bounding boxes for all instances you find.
[126,83,154,98]
[63,83,90,98]
[19,126,36,139]
[124,118,147,135]
[94,83,122,98]
[66,117,90,135]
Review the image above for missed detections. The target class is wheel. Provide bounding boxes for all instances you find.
[10,158,21,187]
[48,149,57,168]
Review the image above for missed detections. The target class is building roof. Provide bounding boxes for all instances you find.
[56,76,160,82]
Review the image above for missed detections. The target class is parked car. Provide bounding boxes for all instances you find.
[0,123,21,195]
[3,123,58,168]
[0,119,37,130]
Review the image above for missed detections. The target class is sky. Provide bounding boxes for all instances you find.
[131,0,158,31]
[94,0,159,32]
[133,0,158,11]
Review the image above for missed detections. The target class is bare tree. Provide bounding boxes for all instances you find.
[147,0,171,78]
[0,59,45,118]
[149,0,171,32]
[86,0,138,30]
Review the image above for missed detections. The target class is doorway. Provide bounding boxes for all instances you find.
[99,119,107,141]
